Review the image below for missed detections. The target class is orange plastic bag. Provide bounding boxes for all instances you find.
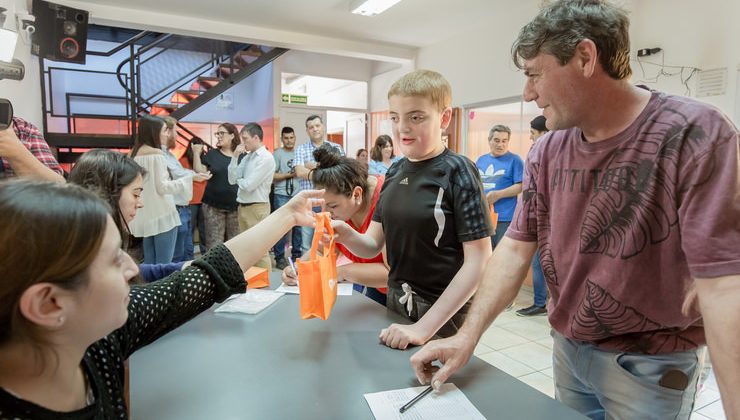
[489,204,499,232]
[297,212,338,320]
[245,266,269,289]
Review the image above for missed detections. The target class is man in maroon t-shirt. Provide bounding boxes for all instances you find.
[410,1,740,419]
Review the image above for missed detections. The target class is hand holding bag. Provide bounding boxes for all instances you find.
[297,212,338,320]
[489,204,499,232]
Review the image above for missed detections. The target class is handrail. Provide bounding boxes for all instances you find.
[87,31,152,57]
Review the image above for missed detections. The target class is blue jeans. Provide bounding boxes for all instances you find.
[531,249,547,307]
[352,284,387,306]
[173,206,192,263]
[491,221,510,249]
[551,330,704,420]
[143,226,178,264]
[273,194,302,260]
[188,203,206,257]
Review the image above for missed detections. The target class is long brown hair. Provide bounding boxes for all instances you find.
[0,181,110,345]
[69,149,146,249]
[370,135,395,162]
[131,114,166,157]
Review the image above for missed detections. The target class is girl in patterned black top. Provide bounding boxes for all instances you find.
[0,180,322,419]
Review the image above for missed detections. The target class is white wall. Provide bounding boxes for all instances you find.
[184,63,274,124]
[415,2,538,108]
[629,0,740,121]
[0,0,42,127]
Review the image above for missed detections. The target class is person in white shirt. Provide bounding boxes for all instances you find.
[228,122,276,269]
[162,116,211,262]
[129,115,192,264]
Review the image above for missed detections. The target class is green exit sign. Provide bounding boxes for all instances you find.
[281,94,308,105]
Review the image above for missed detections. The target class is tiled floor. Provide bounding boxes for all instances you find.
[474,288,727,420]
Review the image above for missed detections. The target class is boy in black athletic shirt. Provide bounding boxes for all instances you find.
[333,69,493,349]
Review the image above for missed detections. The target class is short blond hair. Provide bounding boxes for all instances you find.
[387,69,451,112]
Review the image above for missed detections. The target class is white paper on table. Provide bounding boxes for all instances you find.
[363,383,485,420]
[214,289,284,315]
[275,282,353,296]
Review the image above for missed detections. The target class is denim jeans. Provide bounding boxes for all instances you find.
[189,203,206,257]
[272,194,302,260]
[142,226,178,264]
[173,206,192,263]
[491,221,510,249]
[551,330,704,420]
[531,249,547,307]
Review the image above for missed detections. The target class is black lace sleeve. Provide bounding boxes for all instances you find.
[114,244,245,358]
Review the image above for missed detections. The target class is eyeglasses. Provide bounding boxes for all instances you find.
[214,131,229,136]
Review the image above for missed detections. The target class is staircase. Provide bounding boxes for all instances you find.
[39,27,287,161]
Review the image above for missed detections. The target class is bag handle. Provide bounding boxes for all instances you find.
[308,212,335,260]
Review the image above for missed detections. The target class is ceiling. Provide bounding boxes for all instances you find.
[67,0,499,49]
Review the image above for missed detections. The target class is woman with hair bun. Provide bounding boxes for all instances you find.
[282,143,389,305]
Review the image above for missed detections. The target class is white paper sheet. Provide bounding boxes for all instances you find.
[363,384,485,420]
[214,289,284,315]
[275,282,354,296]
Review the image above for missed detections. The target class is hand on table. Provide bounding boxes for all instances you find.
[409,332,477,390]
[379,322,428,350]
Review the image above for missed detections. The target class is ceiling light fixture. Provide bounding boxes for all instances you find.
[350,0,403,17]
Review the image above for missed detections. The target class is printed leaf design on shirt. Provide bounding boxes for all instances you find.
[517,162,558,286]
[580,109,708,259]
[572,280,698,353]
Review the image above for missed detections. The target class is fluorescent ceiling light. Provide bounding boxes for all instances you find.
[0,28,18,62]
[350,0,403,17]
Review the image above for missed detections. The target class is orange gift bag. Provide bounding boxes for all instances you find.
[297,212,338,320]
[245,266,269,289]
[489,204,499,232]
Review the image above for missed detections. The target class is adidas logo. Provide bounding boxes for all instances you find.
[399,177,409,185]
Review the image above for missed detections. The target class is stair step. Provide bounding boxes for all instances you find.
[192,76,222,91]
[151,103,179,116]
[171,90,201,104]
[235,47,263,66]
[217,63,243,77]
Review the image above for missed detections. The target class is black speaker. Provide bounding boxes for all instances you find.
[31,0,89,64]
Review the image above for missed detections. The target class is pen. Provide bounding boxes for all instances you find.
[399,385,434,413]
[287,254,298,280]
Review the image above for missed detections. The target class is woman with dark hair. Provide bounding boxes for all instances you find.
[192,123,241,251]
[282,143,389,305]
[355,148,368,168]
[129,115,197,264]
[69,149,184,283]
[0,180,323,418]
[368,135,400,176]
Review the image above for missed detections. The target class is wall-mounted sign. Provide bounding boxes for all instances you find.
[281,93,308,105]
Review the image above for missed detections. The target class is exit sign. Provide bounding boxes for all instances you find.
[281,94,308,105]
